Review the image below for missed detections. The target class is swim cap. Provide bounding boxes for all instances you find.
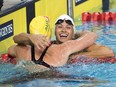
[30,16,51,39]
[55,14,75,26]
[55,14,75,30]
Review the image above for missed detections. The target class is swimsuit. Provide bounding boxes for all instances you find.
[31,45,51,68]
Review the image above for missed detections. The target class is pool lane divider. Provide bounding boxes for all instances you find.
[0,53,16,64]
[82,12,116,26]
[0,53,116,65]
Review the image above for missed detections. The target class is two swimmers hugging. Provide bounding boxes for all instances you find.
[0,15,115,68]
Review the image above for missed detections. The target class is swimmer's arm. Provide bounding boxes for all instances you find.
[74,30,92,39]
[13,33,32,45]
[82,44,115,58]
[61,31,98,56]
[70,44,115,58]
[13,33,50,49]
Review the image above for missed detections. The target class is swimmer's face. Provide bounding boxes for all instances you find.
[55,20,74,44]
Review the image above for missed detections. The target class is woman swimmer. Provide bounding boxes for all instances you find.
[7,15,115,69]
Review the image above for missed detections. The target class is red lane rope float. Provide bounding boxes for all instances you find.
[0,53,16,65]
[82,12,116,26]
[97,57,116,63]
[103,12,113,21]
[82,12,91,24]
[112,12,116,21]
[1,54,8,61]
[92,12,102,26]
[92,12,102,22]
[68,56,116,64]
[1,53,116,65]
[102,12,113,26]
[112,12,116,25]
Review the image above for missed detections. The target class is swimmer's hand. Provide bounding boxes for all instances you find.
[13,33,51,49]
[28,34,51,49]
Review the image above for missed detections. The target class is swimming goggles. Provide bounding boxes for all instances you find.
[55,19,73,25]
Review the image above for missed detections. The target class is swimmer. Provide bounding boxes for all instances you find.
[7,15,115,69]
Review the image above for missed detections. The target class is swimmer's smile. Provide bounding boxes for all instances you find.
[60,33,68,39]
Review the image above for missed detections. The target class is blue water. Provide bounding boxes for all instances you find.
[1,61,116,87]
[0,25,116,87]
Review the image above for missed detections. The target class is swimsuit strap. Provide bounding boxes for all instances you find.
[31,45,35,62]
[31,45,51,68]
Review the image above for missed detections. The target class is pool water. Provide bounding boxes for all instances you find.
[0,25,116,87]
